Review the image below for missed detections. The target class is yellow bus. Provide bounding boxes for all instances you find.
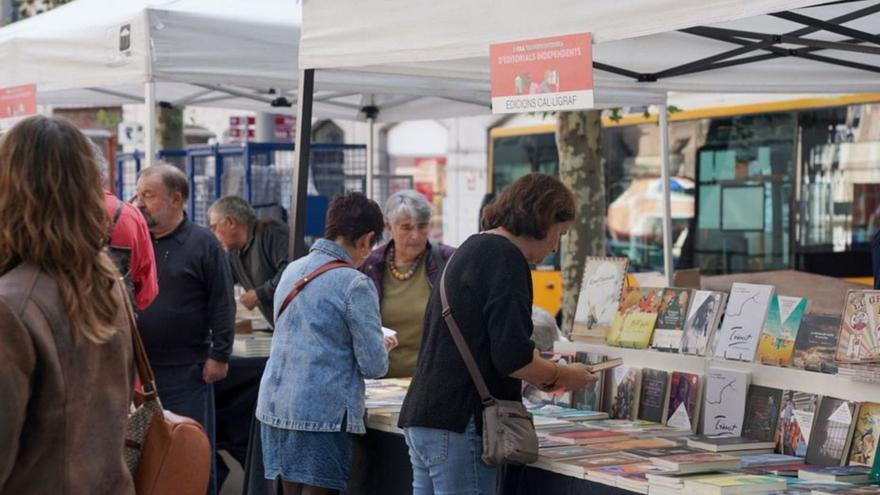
[488,94,880,319]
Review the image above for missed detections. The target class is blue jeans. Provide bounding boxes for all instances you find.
[404,418,496,495]
[153,363,217,495]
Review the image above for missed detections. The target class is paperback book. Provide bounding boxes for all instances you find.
[638,368,671,424]
[652,288,693,352]
[741,385,784,444]
[666,371,702,432]
[756,296,808,367]
[836,290,880,364]
[798,466,872,483]
[806,397,859,467]
[571,351,606,412]
[682,474,787,495]
[681,290,727,356]
[775,390,819,457]
[687,435,777,453]
[609,366,642,420]
[713,283,775,362]
[702,368,751,436]
[572,257,629,342]
[792,314,842,373]
[651,452,742,474]
[607,287,663,348]
[848,402,880,467]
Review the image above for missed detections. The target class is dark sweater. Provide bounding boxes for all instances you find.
[136,218,235,366]
[398,233,535,434]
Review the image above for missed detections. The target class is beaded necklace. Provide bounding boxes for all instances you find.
[387,244,426,281]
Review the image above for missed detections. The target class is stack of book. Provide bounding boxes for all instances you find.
[232,331,273,357]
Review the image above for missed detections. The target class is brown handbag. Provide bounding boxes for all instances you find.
[120,285,212,495]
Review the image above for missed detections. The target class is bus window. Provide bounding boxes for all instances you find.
[491,132,559,193]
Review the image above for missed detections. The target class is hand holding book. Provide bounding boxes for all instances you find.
[540,362,600,393]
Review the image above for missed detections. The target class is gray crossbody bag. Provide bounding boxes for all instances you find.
[439,263,539,466]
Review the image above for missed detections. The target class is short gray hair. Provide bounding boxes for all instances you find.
[209,195,256,225]
[139,163,189,201]
[384,190,432,225]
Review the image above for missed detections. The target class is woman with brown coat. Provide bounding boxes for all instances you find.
[0,116,135,495]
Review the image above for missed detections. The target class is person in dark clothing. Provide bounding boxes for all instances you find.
[872,229,880,289]
[398,173,598,495]
[208,195,291,493]
[209,195,290,327]
[134,164,235,495]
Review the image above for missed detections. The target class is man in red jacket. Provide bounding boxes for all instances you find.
[93,141,158,309]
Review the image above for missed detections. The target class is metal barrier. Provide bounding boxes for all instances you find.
[117,143,413,227]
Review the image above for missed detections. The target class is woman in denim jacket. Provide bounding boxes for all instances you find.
[256,192,397,495]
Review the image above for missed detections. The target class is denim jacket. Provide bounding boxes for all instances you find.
[256,239,388,434]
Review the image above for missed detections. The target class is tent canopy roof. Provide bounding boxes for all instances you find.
[300,0,880,105]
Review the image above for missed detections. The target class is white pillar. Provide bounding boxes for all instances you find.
[144,81,157,168]
[659,104,674,287]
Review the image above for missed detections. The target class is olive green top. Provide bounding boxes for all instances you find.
[380,258,431,378]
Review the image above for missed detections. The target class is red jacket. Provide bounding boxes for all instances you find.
[104,191,158,310]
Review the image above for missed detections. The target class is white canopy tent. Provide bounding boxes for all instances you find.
[296,0,880,279]
[0,0,498,170]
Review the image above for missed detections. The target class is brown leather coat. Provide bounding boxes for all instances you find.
[0,263,135,495]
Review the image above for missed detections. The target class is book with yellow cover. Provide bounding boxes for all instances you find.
[617,287,663,349]
[756,296,808,366]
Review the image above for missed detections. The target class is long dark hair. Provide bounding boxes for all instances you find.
[0,116,121,343]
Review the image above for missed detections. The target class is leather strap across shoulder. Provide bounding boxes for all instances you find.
[276,260,352,321]
[439,257,495,406]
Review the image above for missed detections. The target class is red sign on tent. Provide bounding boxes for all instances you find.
[0,84,37,119]
[490,33,594,114]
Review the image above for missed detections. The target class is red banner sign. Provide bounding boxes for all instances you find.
[0,84,37,119]
[490,33,594,114]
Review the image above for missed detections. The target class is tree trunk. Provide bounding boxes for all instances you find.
[556,110,605,337]
[157,105,185,169]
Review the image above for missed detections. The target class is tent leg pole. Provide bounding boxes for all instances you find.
[144,81,157,168]
[367,117,375,199]
[290,69,314,260]
[659,104,674,287]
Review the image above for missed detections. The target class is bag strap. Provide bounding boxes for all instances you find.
[276,260,352,321]
[429,240,447,275]
[118,281,158,400]
[439,261,495,406]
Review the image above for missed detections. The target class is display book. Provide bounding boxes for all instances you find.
[571,257,629,343]
[836,290,880,383]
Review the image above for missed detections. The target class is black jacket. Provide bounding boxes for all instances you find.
[230,218,290,326]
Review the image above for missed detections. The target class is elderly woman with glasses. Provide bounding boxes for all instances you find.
[360,190,454,378]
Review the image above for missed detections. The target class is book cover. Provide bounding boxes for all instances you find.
[756,296,808,366]
[713,283,775,361]
[684,474,786,492]
[628,446,702,458]
[775,390,819,457]
[793,314,842,373]
[571,351,605,412]
[572,257,629,342]
[666,371,702,433]
[687,435,776,451]
[609,366,641,420]
[603,438,678,451]
[607,287,663,348]
[652,288,693,352]
[547,429,629,445]
[652,452,741,468]
[638,368,671,424]
[739,453,803,467]
[561,452,646,471]
[848,402,880,467]
[806,397,858,466]
[702,367,751,436]
[539,444,616,460]
[799,466,872,481]
[812,487,880,495]
[836,290,880,364]
[682,291,727,355]
[742,385,784,443]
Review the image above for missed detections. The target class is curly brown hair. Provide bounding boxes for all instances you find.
[0,116,122,343]
[481,173,576,239]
